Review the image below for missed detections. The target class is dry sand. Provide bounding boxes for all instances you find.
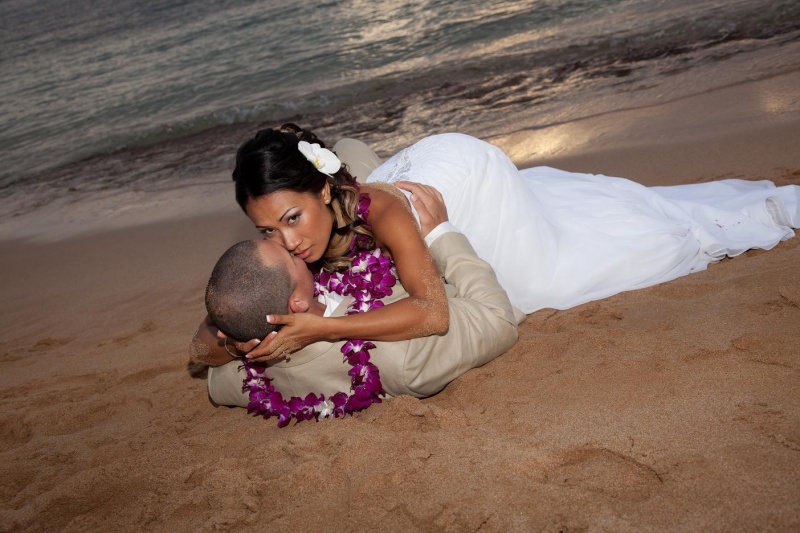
[1,72,799,532]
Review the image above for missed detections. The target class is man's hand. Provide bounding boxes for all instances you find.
[190,315,264,366]
[395,181,449,238]
[214,330,264,359]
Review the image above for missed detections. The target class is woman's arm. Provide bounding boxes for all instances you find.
[248,183,450,360]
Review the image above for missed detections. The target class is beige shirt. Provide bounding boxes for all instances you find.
[207,231,519,406]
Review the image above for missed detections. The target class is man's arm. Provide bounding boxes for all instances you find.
[403,230,519,397]
[431,232,517,327]
[189,315,240,366]
[398,179,517,329]
[383,180,518,396]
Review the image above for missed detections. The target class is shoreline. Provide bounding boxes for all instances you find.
[2,70,799,245]
[497,71,800,185]
[1,69,799,530]
[5,0,799,191]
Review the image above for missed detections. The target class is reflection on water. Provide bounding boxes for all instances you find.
[1,0,799,230]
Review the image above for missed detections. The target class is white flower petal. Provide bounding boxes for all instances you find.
[297,141,341,175]
[297,141,316,162]
[315,399,335,419]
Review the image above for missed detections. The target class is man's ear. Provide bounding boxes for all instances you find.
[289,295,310,314]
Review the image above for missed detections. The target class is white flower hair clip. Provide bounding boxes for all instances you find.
[298,141,341,177]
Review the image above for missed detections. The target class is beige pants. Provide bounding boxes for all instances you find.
[333,138,382,183]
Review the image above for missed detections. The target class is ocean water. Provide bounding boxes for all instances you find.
[1,0,799,218]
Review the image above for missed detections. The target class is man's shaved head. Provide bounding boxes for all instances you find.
[205,240,293,342]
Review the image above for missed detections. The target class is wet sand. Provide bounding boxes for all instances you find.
[1,72,799,531]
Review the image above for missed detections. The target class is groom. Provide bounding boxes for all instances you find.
[202,215,522,406]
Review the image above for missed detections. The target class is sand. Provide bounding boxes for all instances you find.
[1,72,799,532]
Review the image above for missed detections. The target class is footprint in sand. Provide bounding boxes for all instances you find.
[544,447,663,502]
[119,364,177,386]
[576,302,626,326]
[0,413,33,449]
[108,320,159,347]
[733,402,800,452]
[531,302,628,334]
[682,332,769,363]
[777,288,800,308]
[375,396,471,431]
[0,336,74,361]
[747,293,800,316]
[649,282,718,301]
[778,168,800,183]
[30,336,74,352]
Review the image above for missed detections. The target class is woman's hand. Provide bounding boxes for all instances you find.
[395,181,449,237]
[244,313,332,361]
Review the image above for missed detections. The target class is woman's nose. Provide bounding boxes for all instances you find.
[284,232,301,252]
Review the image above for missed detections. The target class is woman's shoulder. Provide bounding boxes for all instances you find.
[361,183,414,223]
[362,182,407,204]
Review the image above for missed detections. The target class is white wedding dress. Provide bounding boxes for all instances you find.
[366,133,799,313]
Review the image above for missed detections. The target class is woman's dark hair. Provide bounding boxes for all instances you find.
[232,123,373,271]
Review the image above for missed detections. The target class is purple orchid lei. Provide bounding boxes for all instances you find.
[242,193,397,427]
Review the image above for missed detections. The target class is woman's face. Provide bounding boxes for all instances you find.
[244,185,333,264]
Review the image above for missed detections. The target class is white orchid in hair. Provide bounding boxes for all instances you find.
[298,141,341,176]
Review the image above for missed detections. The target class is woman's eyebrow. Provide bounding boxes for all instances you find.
[279,206,298,222]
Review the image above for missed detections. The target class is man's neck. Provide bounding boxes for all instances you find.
[308,299,326,317]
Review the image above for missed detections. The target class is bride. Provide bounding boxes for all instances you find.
[365,132,799,311]
[196,123,799,362]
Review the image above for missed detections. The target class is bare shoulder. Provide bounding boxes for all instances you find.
[361,183,421,250]
[362,183,413,220]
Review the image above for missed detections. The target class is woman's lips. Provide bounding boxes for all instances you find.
[295,247,312,260]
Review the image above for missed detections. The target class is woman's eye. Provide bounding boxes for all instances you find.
[287,214,300,224]
[260,228,275,237]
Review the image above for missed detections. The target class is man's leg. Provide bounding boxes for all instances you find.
[333,138,382,183]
